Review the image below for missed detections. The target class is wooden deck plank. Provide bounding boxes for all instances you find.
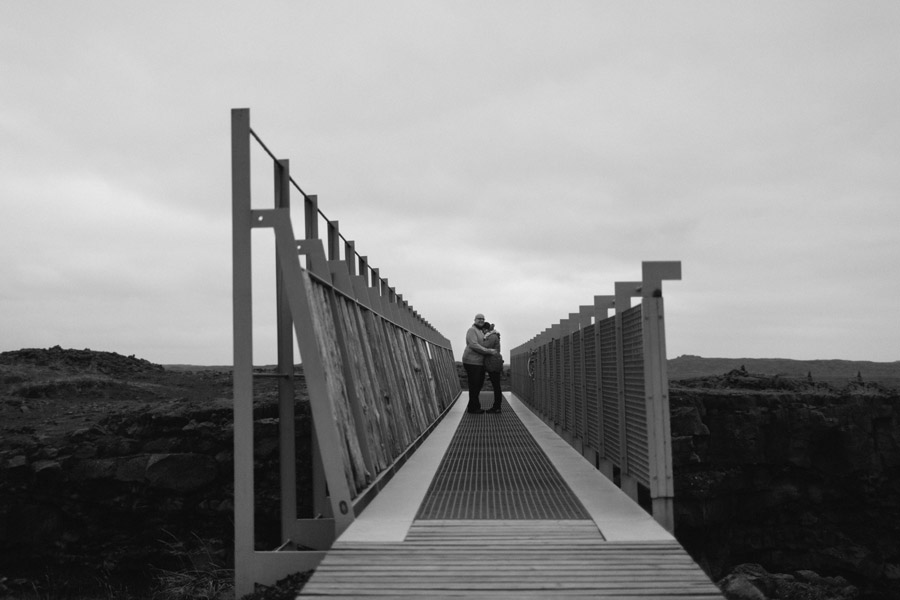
[302,596,718,599]
[312,571,720,580]
[304,591,721,597]
[301,536,722,598]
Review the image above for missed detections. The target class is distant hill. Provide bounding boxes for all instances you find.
[668,355,900,387]
[163,356,900,388]
[163,364,235,372]
[162,364,298,372]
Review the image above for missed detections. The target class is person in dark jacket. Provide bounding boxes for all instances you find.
[462,313,498,414]
[481,322,504,413]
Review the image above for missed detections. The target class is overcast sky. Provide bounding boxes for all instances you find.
[2,1,898,366]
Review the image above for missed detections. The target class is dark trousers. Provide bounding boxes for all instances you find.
[464,363,485,411]
[485,370,502,410]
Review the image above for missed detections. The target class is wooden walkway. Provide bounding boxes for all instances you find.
[298,392,723,598]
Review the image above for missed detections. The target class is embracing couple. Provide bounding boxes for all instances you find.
[462,313,504,414]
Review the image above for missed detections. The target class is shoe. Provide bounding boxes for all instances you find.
[467,409,485,414]
[486,408,501,414]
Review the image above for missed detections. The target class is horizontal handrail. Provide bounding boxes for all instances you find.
[247,127,444,340]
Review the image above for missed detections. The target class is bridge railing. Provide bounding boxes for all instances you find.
[231,108,461,595]
[510,261,681,531]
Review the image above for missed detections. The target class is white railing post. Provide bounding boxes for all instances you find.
[274,158,299,544]
[230,108,256,598]
[641,261,682,533]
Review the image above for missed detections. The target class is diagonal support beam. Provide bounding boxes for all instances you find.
[252,208,357,535]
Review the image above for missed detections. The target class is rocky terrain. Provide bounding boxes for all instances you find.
[668,355,900,388]
[1,347,898,599]
[670,367,900,600]
[0,347,307,599]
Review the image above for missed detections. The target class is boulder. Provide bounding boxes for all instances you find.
[144,453,218,492]
[718,573,766,600]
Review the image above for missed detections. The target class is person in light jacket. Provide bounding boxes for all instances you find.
[481,322,504,413]
[462,313,498,414]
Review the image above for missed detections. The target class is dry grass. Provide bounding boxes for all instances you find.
[150,567,234,600]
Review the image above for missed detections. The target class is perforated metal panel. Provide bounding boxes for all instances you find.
[552,339,561,423]
[416,399,591,520]
[541,344,548,419]
[563,334,572,432]
[544,344,551,417]
[523,352,533,404]
[572,329,583,440]
[598,316,620,464]
[534,346,547,413]
[622,305,649,486]
[583,324,599,452]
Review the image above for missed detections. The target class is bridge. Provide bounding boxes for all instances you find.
[231,108,723,598]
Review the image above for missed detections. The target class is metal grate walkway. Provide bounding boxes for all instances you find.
[416,398,591,520]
